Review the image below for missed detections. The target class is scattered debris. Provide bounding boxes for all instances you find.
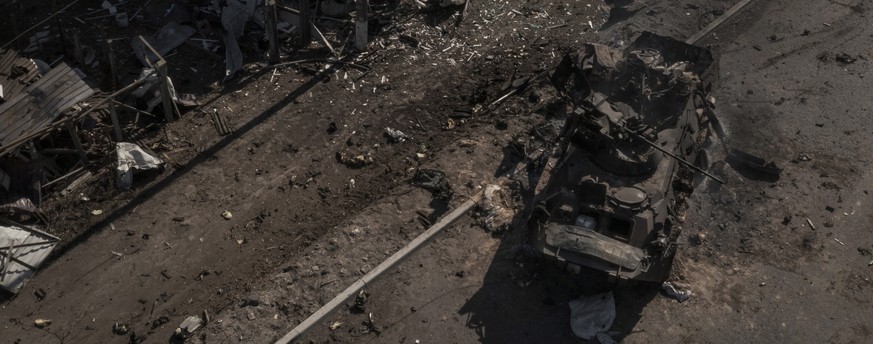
[568,292,615,340]
[351,290,369,313]
[835,53,857,64]
[806,218,816,230]
[364,312,381,334]
[662,282,692,302]
[116,142,164,190]
[834,238,845,246]
[385,127,410,143]
[151,316,170,329]
[222,211,233,220]
[91,209,104,216]
[112,322,130,335]
[411,169,453,200]
[329,321,343,330]
[33,318,51,328]
[173,315,204,339]
[476,184,515,231]
[796,153,811,161]
[34,288,47,300]
[336,152,374,168]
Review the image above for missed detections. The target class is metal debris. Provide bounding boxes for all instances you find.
[385,127,410,143]
[112,322,130,335]
[662,282,692,302]
[351,290,369,313]
[0,220,60,293]
[411,169,453,200]
[174,315,205,339]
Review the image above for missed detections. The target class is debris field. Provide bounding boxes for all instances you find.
[1,0,872,343]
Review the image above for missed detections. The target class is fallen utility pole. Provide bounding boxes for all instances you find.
[685,0,755,44]
[274,192,482,344]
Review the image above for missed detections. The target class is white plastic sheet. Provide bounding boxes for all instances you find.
[116,142,163,190]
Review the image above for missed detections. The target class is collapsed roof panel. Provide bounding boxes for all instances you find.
[0,61,94,149]
[0,219,59,293]
[0,50,43,102]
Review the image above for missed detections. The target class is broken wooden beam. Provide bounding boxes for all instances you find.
[65,123,89,165]
[355,0,369,51]
[156,60,174,123]
[107,97,124,141]
[266,0,280,63]
[105,39,119,90]
[298,0,312,48]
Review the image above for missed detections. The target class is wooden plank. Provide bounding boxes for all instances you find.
[106,39,119,90]
[156,60,174,122]
[108,98,123,141]
[298,0,311,48]
[266,0,280,64]
[355,0,369,51]
[65,123,88,165]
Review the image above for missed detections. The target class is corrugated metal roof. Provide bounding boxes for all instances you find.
[0,219,59,293]
[0,62,94,148]
[0,50,41,100]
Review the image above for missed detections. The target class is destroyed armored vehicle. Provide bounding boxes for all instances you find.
[528,32,718,282]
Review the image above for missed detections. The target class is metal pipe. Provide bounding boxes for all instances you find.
[629,131,724,184]
[275,192,482,344]
[685,0,755,44]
